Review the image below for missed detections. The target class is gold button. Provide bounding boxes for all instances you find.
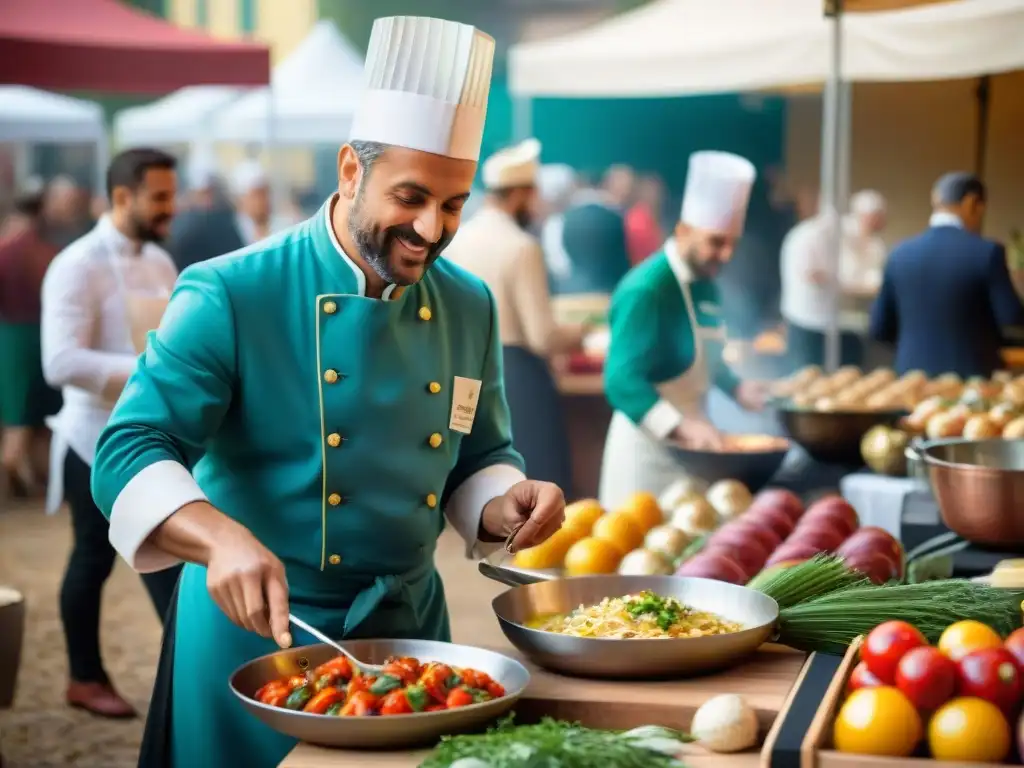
[328,554,342,566]
[428,433,443,449]
[428,381,441,394]
[426,493,438,508]
[327,433,342,448]
[418,306,432,321]
[323,369,339,384]
[328,493,342,506]
[323,300,337,315]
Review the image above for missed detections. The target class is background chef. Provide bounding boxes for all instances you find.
[90,16,564,768]
[599,150,767,510]
[445,138,588,494]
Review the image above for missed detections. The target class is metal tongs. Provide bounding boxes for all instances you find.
[478,522,549,588]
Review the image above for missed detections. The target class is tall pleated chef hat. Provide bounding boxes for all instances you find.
[230,160,268,196]
[349,16,495,162]
[680,151,757,236]
[482,138,541,191]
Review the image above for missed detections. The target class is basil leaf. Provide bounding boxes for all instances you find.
[405,684,428,712]
[369,674,402,696]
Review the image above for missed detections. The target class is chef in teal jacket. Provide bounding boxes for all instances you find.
[89,16,564,768]
[598,151,768,509]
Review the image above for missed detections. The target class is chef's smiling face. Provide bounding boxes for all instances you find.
[675,222,737,280]
[338,143,475,286]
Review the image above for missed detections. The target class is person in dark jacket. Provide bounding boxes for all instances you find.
[870,172,1024,378]
[165,163,245,272]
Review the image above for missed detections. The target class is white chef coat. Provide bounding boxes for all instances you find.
[780,214,887,333]
[40,215,177,513]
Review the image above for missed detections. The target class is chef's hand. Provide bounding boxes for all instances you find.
[206,523,293,649]
[671,419,724,450]
[736,380,771,411]
[481,480,566,551]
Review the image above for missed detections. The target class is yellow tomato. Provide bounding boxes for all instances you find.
[928,697,1010,763]
[563,537,623,576]
[591,512,645,554]
[563,499,604,534]
[512,528,575,570]
[833,686,922,757]
[616,491,664,533]
[938,620,1003,662]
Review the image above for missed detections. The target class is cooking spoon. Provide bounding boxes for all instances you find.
[288,614,386,675]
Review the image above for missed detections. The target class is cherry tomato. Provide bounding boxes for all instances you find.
[862,621,927,684]
[378,689,414,716]
[1003,627,1024,675]
[313,656,353,682]
[956,648,1022,714]
[938,620,1002,662]
[848,662,883,692]
[340,690,379,717]
[894,646,956,712]
[833,686,922,757]
[302,686,346,715]
[445,688,475,708]
[928,697,1011,763]
[485,680,506,699]
[346,675,375,697]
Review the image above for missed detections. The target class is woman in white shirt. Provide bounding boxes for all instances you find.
[40,149,183,719]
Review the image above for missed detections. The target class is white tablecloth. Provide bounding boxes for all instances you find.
[840,473,926,541]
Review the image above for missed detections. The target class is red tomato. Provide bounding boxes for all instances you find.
[378,689,414,716]
[1003,628,1024,675]
[848,661,883,692]
[895,646,957,712]
[956,649,1022,714]
[445,688,475,708]
[862,621,927,684]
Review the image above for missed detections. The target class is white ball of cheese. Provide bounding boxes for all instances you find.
[690,693,759,753]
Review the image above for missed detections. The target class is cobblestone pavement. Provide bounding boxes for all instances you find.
[0,501,505,768]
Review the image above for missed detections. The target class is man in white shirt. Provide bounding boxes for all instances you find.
[40,148,183,718]
[780,190,887,369]
[230,159,271,244]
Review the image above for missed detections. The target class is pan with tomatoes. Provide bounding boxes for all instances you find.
[230,638,529,748]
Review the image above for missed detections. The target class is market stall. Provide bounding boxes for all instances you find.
[113,86,243,147]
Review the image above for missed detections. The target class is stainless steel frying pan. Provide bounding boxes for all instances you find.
[480,563,779,679]
[229,638,529,748]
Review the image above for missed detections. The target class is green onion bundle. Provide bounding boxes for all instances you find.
[749,555,869,609]
[420,716,694,768]
[775,579,1024,655]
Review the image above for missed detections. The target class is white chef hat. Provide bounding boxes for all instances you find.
[230,160,268,196]
[680,151,757,236]
[851,189,886,215]
[187,152,220,191]
[482,138,541,191]
[349,16,495,162]
[537,164,576,204]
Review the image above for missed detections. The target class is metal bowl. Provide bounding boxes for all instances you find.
[665,440,790,491]
[229,639,529,749]
[777,406,907,464]
[919,438,1024,546]
[491,573,779,679]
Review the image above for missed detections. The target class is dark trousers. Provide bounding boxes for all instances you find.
[786,322,865,372]
[60,448,182,684]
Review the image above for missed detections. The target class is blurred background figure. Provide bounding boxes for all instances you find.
[230,159,271,244]
[166,155,245,271]
[780,187,889,371]
[624,173,666,265]
[537,163,577,281]
[870,173,1024,378]
[602,163,635,210]
[446,139,587,492]
[39,175,91,249]
[0,178,61,496]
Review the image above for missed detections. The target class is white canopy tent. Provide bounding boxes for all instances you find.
[211,20,364,144]
[508,0,1024,96]
[113,86,242,147]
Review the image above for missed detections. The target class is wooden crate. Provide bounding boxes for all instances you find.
[766,637,1017,768]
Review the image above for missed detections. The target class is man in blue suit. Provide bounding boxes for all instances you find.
[870,173,1024,378]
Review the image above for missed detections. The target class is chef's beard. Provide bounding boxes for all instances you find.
[683,243,723,280]
[129,208,170,243]
[348,193,453,285]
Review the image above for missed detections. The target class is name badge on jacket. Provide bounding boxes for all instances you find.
[450,376,482,434]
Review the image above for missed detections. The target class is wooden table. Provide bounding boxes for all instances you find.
[280,644,806,767]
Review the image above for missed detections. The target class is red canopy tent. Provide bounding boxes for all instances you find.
[0,0,270,93]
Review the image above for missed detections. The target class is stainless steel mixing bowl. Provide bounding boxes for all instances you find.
[229,638,529,748]
[484,567,779,679]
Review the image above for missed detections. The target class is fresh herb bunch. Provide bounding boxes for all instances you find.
[419,716,694,768]
[750,555,869,609]
[777,579,1024,655]
[625,591,684,631]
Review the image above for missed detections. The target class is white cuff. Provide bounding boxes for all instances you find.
[109,460,207,573]
[641,399,682,440]
[445,463,527,558]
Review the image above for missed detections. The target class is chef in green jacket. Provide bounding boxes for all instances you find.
[598,151,768,510]
[89,16,564,768]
